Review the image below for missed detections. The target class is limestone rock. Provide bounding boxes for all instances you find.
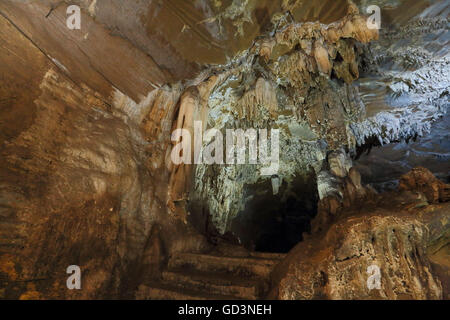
[314,42,332,75]
[271,202,449,300]
[399,167,450,203]
[0,0,447,301]
[328,149,353,178]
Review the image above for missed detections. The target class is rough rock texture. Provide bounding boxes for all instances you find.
[190,2,379,236]
[271,174,450,299]
[136,251,286,300]
[0,0,209,299]
[351,0,449,192]
[354,112,450,191]
[313,151,377,235]
[0,66,138,299]
[0,0,448,300]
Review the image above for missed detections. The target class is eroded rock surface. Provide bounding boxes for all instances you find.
[189,2,379,237]
[399,167,450,203]
[0,0,448,300]
[271,174,450,299]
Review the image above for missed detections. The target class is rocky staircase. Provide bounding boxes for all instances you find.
[136,251,286,300]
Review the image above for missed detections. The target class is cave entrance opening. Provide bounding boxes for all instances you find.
[229,171,319,253]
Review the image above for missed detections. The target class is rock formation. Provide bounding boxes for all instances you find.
[271,168,450,299]
[0,0,448,300]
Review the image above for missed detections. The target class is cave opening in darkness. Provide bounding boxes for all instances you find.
[230,171,319,253]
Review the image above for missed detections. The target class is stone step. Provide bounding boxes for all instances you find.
[162,269,267,299]
[168,253,280,278]
[249,252,287,260]
[136,282,240,300]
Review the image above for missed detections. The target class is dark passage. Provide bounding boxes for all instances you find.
[230,172,318,253]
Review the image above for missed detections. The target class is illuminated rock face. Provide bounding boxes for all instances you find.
[0,0,448,299]
[271,200,449,300]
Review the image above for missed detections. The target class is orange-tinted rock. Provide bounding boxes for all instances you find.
[260,39,276,63]
[314,42,332,75]
[399,167,450,203]
[271,202,449,300]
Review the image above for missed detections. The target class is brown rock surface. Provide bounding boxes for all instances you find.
[271,190,449,300]
[0,0,447,301]
[399,167,450,203]
[0,1,208,298]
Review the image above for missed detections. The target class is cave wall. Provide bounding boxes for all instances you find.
[189,2,378,236]
[271,167,450,299]
[272,204,448,299]
[0,0,448,300]
[0,0,208,299]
